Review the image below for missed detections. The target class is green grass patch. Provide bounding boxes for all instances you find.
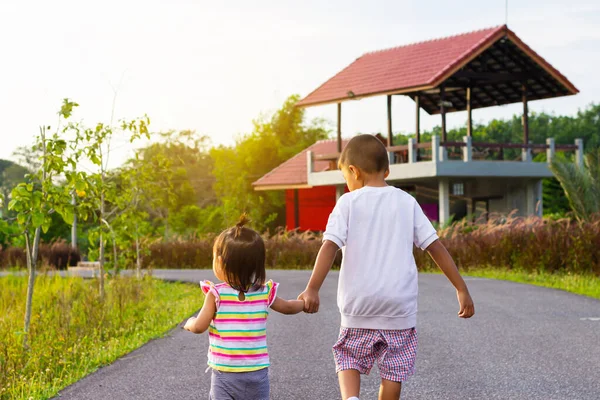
[0,274,203,400]
[450,267,600,300]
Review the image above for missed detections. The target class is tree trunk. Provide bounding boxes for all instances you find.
[23,226,41,349]
[99,189,105,300]
[99,232,105,300]
[111,230,118,276]
[71,191,77,250]
[135,222,141,279]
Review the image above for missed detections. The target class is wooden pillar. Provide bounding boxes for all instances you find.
[466,87,472,137]
[387,95,393,147]
[293,189,300,229]
[337,103,342,153]
[440,86,447,142]
[415,95,421,143]
[522,85,529,144]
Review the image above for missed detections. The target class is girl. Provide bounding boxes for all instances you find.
[184,215,304,399]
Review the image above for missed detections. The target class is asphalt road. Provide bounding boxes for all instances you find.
[42,269,600,399]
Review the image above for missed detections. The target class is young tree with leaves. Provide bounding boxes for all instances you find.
[8,100,81,348]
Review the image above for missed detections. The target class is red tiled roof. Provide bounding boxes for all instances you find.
[253,139,348,189]
[297,25,577,107]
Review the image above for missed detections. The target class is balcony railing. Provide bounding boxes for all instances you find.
[308,136,583,172]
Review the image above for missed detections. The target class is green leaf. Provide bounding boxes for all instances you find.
[17,213,26,225]
[75,179,86,192]
[42,219,51,234]
[8,199,18,211]
[32,212,45,227]
[61,208,75,225]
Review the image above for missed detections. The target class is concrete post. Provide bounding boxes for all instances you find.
[546,138,555,164]
[463,136,472,162]
[575,139,584,168]
[431,135,440,163]
[522,143,532,162]
[306,151,313,186]
[535,179,543,217]
[408,138,416,163]
[526,180,536,216]
[432,135,446,162]
[438,179,450,226]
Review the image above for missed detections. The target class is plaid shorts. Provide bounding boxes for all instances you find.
[332,327,417,382]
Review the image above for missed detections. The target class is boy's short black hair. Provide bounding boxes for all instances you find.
[213,215,266,293]
[338,134,389,173]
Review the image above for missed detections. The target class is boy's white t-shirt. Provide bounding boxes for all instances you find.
[323,185,438,330]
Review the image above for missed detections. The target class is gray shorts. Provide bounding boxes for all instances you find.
[209,368,269,400]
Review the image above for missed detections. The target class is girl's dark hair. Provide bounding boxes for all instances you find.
[213,214,266,293]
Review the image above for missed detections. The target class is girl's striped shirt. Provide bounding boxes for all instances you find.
[200,279,278,373]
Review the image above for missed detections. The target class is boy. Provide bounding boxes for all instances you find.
[298,134,475,400]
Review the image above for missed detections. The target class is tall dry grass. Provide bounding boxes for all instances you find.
[415,213,600,275]
[145,216,600,276]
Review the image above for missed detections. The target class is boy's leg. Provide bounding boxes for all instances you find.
[338,369,360,400]
[378,379,401,400]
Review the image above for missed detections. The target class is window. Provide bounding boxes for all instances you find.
[452,182,464,196]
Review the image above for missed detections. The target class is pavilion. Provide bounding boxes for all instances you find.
[254,25,581,230]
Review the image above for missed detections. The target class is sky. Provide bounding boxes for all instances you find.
[1,0,599,168]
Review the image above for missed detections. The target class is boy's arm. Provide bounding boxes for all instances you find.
[184,292,217,333]
[270,297,305,315]
[298,240,339,313]
[426,240,475,318]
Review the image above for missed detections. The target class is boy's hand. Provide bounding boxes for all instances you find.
[457,289,475,318]
[298,288,320,313]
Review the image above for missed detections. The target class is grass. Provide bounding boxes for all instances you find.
[422,267,600,300]
[0,274,204,400]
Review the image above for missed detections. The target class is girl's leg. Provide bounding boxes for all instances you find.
[378,379,402,400]
[338,369,360,400]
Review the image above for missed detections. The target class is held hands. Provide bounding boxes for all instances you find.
[297,288,320,313]
[457,289,475,318]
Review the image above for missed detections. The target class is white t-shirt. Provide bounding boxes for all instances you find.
[323,185,438,330]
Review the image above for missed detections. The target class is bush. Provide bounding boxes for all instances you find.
[414,214,600,276]
[144,230,342,270]
[146,216,599,276]
[0,240,81,270]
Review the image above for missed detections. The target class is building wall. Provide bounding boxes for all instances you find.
[285,177,543,231]
[285,186,337,231]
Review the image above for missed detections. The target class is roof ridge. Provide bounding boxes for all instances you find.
[361,25,505,57]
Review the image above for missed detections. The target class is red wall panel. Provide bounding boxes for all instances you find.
[285,186,337,231]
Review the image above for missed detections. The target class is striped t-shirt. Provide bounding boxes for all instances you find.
[200,279,278,373]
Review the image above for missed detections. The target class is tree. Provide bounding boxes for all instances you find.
[66,112,150,298]
[133,130,216,238]
[211,95,330,231]
[8,100,81,348]
[550,149,600,221]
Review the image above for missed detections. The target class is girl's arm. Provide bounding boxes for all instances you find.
[184,292,217,333]
[270,296,305,315]
[426,240,475,318]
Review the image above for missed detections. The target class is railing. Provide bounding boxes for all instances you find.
[308,136,584,172]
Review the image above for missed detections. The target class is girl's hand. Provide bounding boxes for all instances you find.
[183,317,196,331]
[457,289,475,318]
